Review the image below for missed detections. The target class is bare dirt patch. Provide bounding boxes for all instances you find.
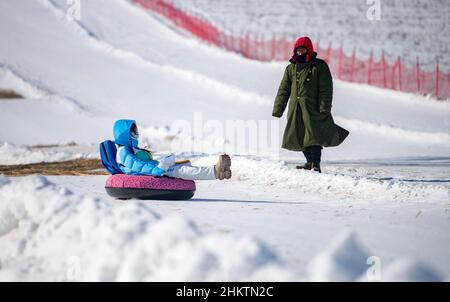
[30,142,78,149]
[0,159,108,176]
[0,89,23,99]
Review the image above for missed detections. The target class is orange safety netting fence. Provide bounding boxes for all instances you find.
[132,0,450,100]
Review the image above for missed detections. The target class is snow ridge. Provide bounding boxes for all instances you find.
[191,156,450,204]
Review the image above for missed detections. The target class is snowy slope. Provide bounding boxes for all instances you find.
[0,0,270,121]
[0,0,449,282]
[1,0,449,161]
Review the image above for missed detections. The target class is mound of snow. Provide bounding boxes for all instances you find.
[191,156,450,204]
[307,230,443,282]
[381,259,443,282]
[0,175,443,281]
[0,175,292,281]
[307,231,370,281]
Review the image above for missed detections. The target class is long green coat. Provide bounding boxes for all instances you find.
[272,57,349,151]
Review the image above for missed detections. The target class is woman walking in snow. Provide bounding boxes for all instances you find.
[272,36,349,173]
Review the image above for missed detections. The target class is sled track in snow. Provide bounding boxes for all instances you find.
[0,65,88,112]
[39,0,272,107]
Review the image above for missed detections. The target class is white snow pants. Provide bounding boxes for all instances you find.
[165,164,216,180]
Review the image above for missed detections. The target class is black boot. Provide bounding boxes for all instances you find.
[296,162,313,170]
[297,148,313,170]
[309,146,323,173]
[312,162,321,173]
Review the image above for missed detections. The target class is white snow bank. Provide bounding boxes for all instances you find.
[0,175,292,281]
[308,231,370,282]
[0,142,98,165]
[0,175,443,281]
[308,231,443,282]
[381,259,443,282]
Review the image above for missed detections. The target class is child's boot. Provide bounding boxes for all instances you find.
[215,154,232,180]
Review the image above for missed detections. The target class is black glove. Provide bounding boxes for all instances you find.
[272,113,282,118]
[319,105,330,114]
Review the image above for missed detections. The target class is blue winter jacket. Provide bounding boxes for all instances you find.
[113,119,166,176]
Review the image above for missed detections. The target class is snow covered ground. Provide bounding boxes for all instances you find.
[0,0,449,281]
[0,172,448,281]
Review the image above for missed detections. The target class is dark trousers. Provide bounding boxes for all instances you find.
[302,145,323,163]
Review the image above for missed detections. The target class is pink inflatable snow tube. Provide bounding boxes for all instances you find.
[105,174,196,200]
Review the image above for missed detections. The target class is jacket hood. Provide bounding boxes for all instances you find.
[290,36,316,64]
[113,119,138,148]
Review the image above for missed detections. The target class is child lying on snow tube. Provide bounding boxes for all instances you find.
[102,120,232,200]
[114,120,232,180]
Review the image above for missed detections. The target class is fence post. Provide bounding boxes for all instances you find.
[390,58,396,89]
[206,20,212,44]
[252,33,259,60]
[238,31,244,54]
[316,38,320,56]
[262,33,266,61]
[195,14,200,37]
[284,34,289,60]
[251,32,256,60]
[261,33,266,61]
[350,46,356,82]
[200,17,206,41]
[219,31,224,48]
[244,32,249,58]
[416,56,421,92]
[260,33,264,61]
[435,59,440,98]
[337,42,344,79]
[271,33,276,61]
[368,50,373,85]
[398,57,402,91]
[382,50,387,88]
[326,41,331,63]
